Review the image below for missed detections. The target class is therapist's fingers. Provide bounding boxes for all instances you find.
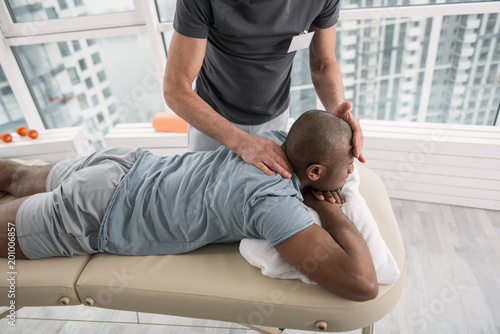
[332,102,366,163]
[255,161,276,177]
[333,101,352,116]
[238,135,293,179]
[352,131,365,163]
[266,141,294,178]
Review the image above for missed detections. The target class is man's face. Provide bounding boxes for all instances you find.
[317,149,355,192]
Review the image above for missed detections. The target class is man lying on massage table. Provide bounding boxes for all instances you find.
[0,108,378,302]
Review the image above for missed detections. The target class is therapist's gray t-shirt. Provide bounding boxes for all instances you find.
[173,0,340,125]
[98,131,314,256]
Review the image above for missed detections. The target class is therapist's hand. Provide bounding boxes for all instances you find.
[236,134,293,179]
[332,101,365,163]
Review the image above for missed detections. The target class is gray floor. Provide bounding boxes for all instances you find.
[1,198,499,333]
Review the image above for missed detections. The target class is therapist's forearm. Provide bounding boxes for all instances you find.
[164,83,248,152]
[311,60,345,114]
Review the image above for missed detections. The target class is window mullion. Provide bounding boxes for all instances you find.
[136,0,167,82]
[416,16,442,123]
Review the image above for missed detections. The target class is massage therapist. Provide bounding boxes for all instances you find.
[163,0,365,180]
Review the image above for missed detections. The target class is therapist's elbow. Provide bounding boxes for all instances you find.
[163,78,178,109]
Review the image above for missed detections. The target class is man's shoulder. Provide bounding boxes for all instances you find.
[258,130,288,145]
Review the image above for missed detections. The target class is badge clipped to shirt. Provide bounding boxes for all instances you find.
[287,30,315,53]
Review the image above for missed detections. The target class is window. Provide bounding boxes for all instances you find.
[45,8,58,19]
[91,95,99,107]
[85,77,93,89]
[299,13,500,125]
[102,87,112,99]
[97,70,107,82]
[490,64,498,75]
[58,42,70,57]
[79,93,89,110]
[97,112,104,123]
[58,0,68,10]
[67,67,80,84]
[12,34,165,135]
[79,59,87,71]
[91,52,101,65]
[486,13,497,33]
[480,99,489,109]
[108,103,117,115]
[72,40,81,52]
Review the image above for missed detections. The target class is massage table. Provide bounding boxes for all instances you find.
[0,160,406,333]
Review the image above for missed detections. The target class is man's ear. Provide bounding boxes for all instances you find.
[306,164,325,182]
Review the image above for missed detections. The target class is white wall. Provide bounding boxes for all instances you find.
[361,120,500,210]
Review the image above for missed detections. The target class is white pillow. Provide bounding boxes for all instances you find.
[239,164,400,285]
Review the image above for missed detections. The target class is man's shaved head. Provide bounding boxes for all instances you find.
[283,110,353,172]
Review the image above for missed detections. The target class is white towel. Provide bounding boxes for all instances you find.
[239,164,400,285]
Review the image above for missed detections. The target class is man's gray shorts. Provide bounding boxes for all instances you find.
[188,108,290,151]
[16,147,143,259]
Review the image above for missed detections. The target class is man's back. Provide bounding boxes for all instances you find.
[98,131,314,256]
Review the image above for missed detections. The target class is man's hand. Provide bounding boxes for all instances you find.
[332,102,365,163]
[235,134,293,179]
[310,187,345,205]
[302,188,342,212]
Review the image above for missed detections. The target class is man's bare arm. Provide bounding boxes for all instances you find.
[163,32,292,178]
[274,190,377,301]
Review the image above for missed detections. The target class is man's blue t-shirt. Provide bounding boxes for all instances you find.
[98,131,314,255]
